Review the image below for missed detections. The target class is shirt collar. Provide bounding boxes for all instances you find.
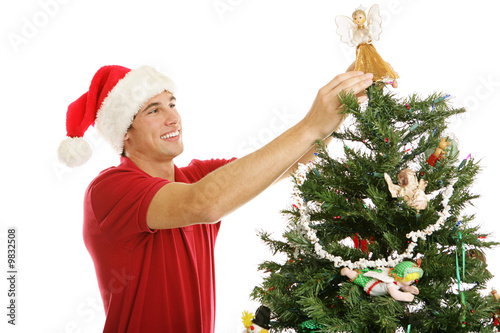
[119,156,189,183]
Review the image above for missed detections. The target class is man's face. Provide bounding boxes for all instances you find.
[123,91,183,162]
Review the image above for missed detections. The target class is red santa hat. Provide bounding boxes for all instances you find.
[58,65,177,167]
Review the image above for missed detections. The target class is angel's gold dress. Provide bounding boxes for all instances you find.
[353,27,398,82]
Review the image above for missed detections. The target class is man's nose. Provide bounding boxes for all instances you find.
[164,110,180,126]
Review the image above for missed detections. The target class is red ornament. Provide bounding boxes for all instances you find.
[352,234,372,253]
[427,154,439,167]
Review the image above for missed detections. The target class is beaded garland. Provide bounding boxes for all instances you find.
[292,161,458,270]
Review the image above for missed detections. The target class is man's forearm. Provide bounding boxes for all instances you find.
[192,120,318,221]
[277,135,334,182]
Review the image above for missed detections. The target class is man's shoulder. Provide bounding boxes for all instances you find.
[87,157,157,195]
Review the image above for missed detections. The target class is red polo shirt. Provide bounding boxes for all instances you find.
[83,157,235,332]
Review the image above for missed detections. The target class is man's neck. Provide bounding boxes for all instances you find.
[127,154,176,181]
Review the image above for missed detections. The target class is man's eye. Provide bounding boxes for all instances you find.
[149,109,158,114]
[169,104,176,108]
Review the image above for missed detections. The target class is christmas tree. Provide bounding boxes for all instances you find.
[250,83,499,332]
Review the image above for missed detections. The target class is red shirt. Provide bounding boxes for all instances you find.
[83,156,235,332]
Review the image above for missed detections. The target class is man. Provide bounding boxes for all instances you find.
[58,64,374,332]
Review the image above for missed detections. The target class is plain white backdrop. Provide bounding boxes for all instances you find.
[1,0,499,332]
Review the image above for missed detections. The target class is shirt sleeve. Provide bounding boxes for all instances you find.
[182,158,237,182]
[87,168,169,250]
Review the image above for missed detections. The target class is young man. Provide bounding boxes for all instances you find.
[58,65,374,332]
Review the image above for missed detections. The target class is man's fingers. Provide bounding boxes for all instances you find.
[323,71,366,91]
[341,72,373,94]
[332,72,373,101]
[318,72,373,108]
[322,72,373,100]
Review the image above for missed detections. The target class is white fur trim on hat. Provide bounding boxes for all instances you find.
[95,65,177,154]
[57,137,93,167]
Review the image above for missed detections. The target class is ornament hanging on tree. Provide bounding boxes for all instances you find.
[335,4,399,82]
[241,306,271,333]
[353,233,373,253]
[384,169,429,211]
[427,137,451,167]
[340,261,424,302]
[492,288,500,328]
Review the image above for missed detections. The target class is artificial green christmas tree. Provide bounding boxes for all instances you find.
[250,83,499,332]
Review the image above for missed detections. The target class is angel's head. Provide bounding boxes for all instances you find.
[352,9,366,26]
[397,168,418,189]
[390,261,424,284]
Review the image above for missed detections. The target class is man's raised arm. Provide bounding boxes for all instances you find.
[147,71,374,229]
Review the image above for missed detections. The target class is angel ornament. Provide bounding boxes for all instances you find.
[341,261,423,302]
[384,169,428,211]
[336,4,398,83]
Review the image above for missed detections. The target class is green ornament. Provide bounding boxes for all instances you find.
[301,319,321,330]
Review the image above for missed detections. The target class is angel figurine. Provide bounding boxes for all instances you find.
[384,169,429,211]
[336,4,398,82]
[341,261,423,302]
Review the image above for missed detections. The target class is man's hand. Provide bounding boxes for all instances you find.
[301,71,373,141]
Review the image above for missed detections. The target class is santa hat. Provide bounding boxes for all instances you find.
[58,65,177,167]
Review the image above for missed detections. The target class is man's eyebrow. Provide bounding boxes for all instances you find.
[141,96,176,113]
[141,102,161,113]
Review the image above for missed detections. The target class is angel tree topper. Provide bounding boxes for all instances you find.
[335,4,398,82]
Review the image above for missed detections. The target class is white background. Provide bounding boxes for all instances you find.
[1,0,499,332]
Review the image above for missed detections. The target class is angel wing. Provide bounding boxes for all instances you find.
[384,173,401,198]
[335,15,357,47]
[367,4,383,41]
[364,268,394,283]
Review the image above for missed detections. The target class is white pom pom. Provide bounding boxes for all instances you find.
[57,137,92,167]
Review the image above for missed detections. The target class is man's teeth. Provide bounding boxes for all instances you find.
[161,131,179,139]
